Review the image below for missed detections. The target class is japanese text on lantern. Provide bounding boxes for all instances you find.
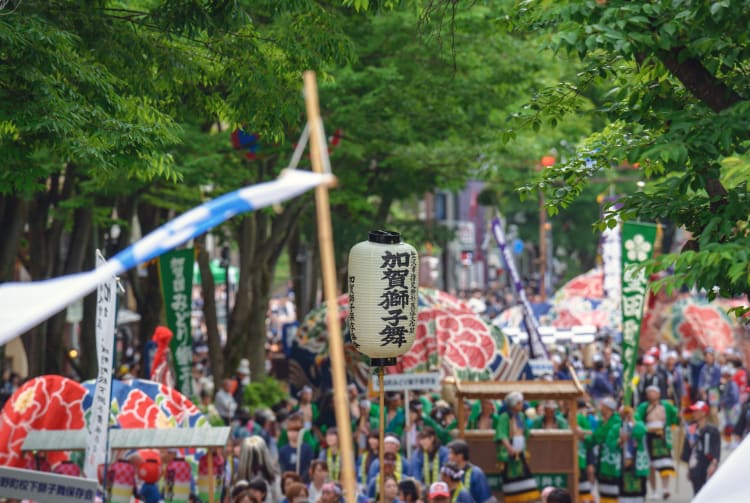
[349,276,359,349]
[378,251,416,347]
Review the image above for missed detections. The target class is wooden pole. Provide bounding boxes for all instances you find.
[404,389,411,460]
[303,71,357,503]
[538,191,547,301]
[378,368,386,503]
[207,449,215,503]
[569,399,579,502]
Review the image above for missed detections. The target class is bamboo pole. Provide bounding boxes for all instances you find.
[378,368,386,503]
[207,449,215,503]
[303,71,356,503]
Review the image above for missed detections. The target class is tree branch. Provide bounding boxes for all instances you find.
[655,47,744,113]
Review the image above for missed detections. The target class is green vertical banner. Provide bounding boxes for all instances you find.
[621,222,658,406]
[159,248,194,397]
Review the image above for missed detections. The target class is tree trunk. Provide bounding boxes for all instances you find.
[79,231,98,380]
[196,235,223,391]
[306,237,320,311]
[0,195,27,282]
[245,267,272,383]
[287,223,309,322]
[131,202,168,375]
[225,195,310,381]
[44,205,93,375]
[25,168,75,376]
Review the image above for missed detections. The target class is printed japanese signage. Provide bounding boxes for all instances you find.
[528,359,554,378]
[602,222,622,303]
[370,372,441,391]
[0,464,98,502]
[621,222,658,406]
[159,248,195,397]
[84,251,116,481]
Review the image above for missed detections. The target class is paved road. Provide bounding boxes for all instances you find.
[645,461,693,502]
[644,439,736,502]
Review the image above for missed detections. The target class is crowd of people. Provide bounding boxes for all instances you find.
[3,282,750,503]
[192,339,747,503]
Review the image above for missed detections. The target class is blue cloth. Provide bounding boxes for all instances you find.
[453,488,474,503]
[366,456,410,485]
[698,362,721,391]
[721,380,740,410]
[317,448,356,478]
[366,478,409,502]
[460,463,494,503]
[357,452,376,486]
[554,367,572,381]
[589,370,614,399]
[139,483,162,503]
[408,445,449,484]
[669,365,686,403]
[607,366,623,393]
[278,443,315,481]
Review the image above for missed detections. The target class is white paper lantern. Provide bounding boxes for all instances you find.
[348,231,419,366]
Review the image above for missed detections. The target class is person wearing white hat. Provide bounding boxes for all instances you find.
[367,452,402,500]
[719,365,740,435]
[494,392,540,503]
[636,355,667,406]
[635,385,679,499]
[592,397,621,503]
[294,385,318,431]
[233,358,252,405]
[366,434,410,486]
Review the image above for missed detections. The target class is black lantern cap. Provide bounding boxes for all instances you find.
[368,230,401,244]
[370,357,397,367]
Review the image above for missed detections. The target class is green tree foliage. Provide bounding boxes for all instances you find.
[307,2,593,282]
[0,0,355,376]
[243,376,288,413]
[503,0,750,307]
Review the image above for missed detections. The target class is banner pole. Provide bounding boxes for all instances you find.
[379,368,386,503]
[303,71,356,503]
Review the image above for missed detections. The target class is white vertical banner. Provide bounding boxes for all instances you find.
[84,251,116,480]
[601,222,622,303]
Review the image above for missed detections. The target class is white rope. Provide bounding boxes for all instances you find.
[287,123,310,172]
[317,118,333,174]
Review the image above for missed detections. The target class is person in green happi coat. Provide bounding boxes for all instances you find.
[530,401,568,430]
[618,405,650,503]
[574,406,595,503]
[494,391,541,503]
[635,385,679,500]
[371,392,406,437]
[468,399,500,430]
[591,398,622,503]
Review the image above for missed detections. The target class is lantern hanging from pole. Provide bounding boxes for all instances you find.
[348,230,419,367]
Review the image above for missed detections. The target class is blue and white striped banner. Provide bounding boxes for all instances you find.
[0,169,333,344]
[491,217,549,359]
